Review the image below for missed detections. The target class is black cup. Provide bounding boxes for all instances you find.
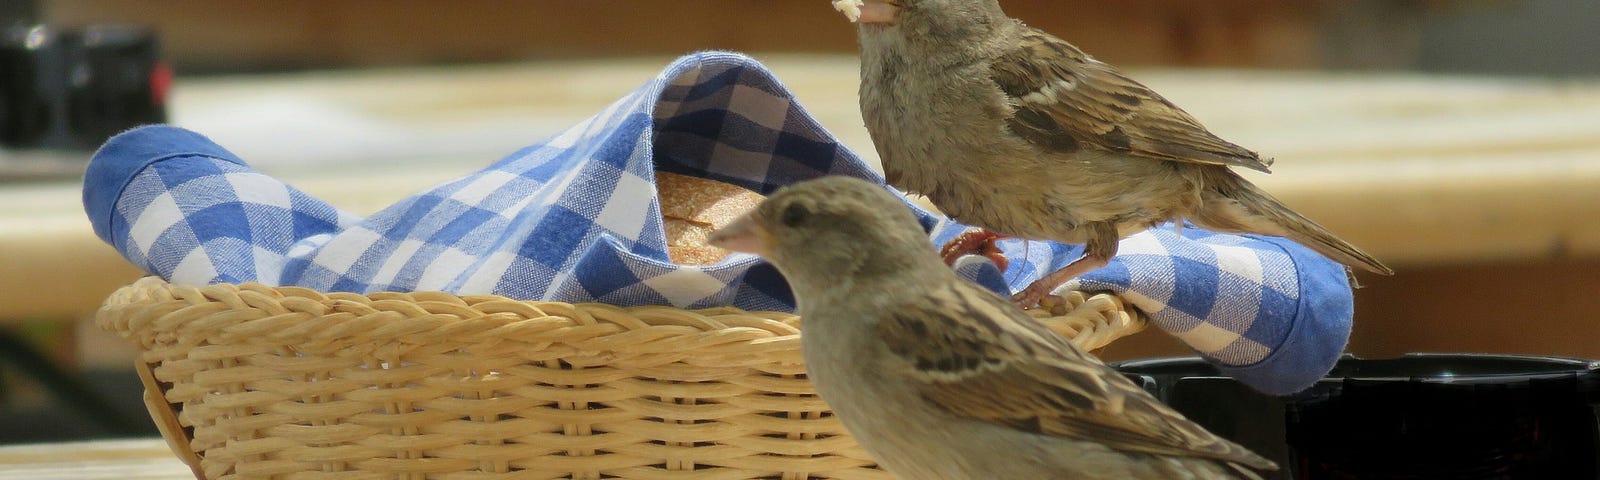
[1115,354,1600,480]
[0,24,167,150]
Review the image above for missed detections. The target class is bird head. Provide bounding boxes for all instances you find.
[836,0,1010,47]
[707,176,938,291]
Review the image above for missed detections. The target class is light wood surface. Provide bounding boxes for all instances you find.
[2,54,1598,359]
[0,439,191,480]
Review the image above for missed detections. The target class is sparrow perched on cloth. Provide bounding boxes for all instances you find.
[837,0,1393,308]
[707,176,1277,480]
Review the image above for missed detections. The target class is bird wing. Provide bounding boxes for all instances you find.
[988,28,1273,173]
[876,281,1276,470]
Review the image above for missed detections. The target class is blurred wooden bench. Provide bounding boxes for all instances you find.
[2,54,1596,371]
[0,439,190,479]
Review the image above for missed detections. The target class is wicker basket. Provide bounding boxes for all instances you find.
[97,276,1147,480]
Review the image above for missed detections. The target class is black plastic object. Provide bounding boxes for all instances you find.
[0,24,168,150]
[1114,354,1600,480]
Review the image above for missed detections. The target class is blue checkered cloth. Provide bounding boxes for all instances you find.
[82,51,1351,394]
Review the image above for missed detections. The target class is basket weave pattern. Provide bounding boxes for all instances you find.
[97,277,1146,480]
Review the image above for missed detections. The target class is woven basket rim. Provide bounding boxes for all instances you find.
[97,277,1146,342]
[96,277,816,356]
[94,277,1148,480]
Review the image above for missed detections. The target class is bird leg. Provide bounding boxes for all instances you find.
[1011,222,1118,309]
[1011,254,1108,309]
[939,228,1009,271]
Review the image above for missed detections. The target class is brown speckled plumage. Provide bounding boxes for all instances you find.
[852,0,1391,305]
[707,176,1276,479]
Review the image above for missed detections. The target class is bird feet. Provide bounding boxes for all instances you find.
[939,228,1009,271]
[1010,283,1056,311]
[1010,254,1109,309]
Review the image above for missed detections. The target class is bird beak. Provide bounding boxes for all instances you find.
[707,213,772,257]
[833,0,900,24]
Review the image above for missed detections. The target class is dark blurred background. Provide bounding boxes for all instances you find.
[2,0,1598,448]
[23,0,1600,75]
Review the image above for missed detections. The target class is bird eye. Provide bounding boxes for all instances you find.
[780,203,810,227]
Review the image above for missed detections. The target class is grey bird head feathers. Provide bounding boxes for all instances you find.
[706,176,939,288]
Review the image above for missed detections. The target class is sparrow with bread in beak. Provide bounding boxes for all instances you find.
[837,0,1393,308]
[708,176,1277,479]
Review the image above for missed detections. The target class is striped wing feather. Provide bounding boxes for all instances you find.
[877,281,1276,471]
[990,28,1273,173]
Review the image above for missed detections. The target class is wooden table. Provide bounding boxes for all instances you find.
[3,54,1598,357]
[0,439,192,479]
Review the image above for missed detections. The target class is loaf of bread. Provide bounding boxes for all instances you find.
[657,172,766,265]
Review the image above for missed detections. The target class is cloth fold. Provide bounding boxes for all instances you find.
[83,51,1349,394]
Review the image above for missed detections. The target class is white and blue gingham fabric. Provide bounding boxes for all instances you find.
[83,51,1351,394]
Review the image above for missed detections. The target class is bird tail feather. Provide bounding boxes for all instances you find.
[1226,461,1268,480]
[1193,171,1394,276]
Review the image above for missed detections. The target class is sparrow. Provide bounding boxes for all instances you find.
[838,0,1393,308]
[707,175,1278,480]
